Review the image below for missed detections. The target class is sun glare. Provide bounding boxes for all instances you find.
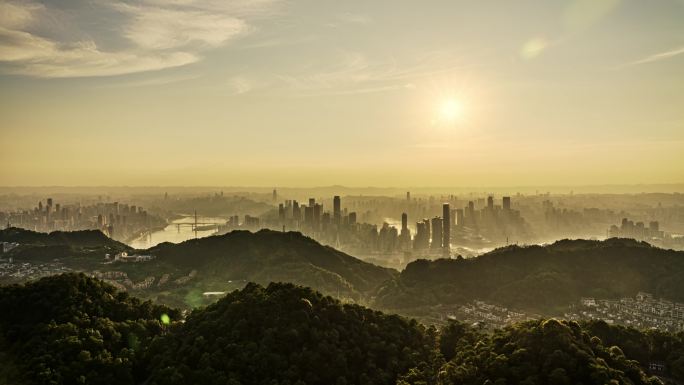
[439,98,464,124]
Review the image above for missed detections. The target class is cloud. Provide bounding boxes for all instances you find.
[96,73,201,88]
[0,0,278,78]
[227,76,253,94]
[275,50,469,95]
[114,3,249,50]
[620,46,684,68]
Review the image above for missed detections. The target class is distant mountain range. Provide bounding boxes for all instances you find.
[3,227,684,316]
[0,227,395,305]
[0,227,129,249]
[374,238,684,314]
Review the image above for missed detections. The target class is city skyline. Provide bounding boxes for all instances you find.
[2,0,684,186]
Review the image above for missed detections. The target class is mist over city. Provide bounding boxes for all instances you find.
[1,0,684,384]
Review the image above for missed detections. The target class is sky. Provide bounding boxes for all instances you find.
[1,0,683,187]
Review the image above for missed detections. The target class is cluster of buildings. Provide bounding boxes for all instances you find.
[267,195,454,259]
[207,193,529,266]
[90,269,197,291]
[1,242,19,253]
[104,252,155,263]
[568,292,684,332]
[214,193,529,265]
[454,300,533,329]
[608,218,664,241]
[607,218,684,249]
[0,258,70,281]
[0,198,166,242]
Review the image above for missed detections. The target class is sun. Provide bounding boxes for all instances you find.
[439,98,464,124]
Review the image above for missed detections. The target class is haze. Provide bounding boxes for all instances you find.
[1,0,683,186]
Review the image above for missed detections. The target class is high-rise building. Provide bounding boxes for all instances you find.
[413,220,430,250]
[333,195,341,225]
[278,204,285,223]
[442,203,450,255]
[348,212,357,225]
[431,217,442,249]
[401,212,408,231]
[456,208,464,227]
[503,196,511,210]
[292,201,301,223]
[406,191,411,201]
[487,196,494,210]
[649,221,659,232]
[313,203,322,232]
[272,189,277,202]
[304,206,314,228]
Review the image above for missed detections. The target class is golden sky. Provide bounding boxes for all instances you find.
[1,0,683,187]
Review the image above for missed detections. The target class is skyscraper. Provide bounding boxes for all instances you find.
[456,208,464,227]
[431,217,442,249]
[313,203,322,232]
[278,203,285,223]
[487,196,494,210]
[406,191,411,201]
[442,203,450,255]
[333,195,341,225]
[292,200,301,223]
[503,196,511,210]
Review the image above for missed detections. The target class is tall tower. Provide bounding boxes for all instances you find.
[400,212,410,251]
[313,203,322,232]
[333,195,341,225]
[487,196,494,210]
[502,196,511,210]
[431,217,442,250]
[442,203,450,255]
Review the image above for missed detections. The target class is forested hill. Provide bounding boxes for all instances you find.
[0,273,178,385]
[0,227,129,250]
[374,238,684,314]
[2,273,679,385]
[145,281,435,385]
[147,229,397,299]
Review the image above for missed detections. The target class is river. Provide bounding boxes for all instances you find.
[128,216,227,249]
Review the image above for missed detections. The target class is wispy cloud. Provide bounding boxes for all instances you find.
[275,50,469,95]
[325,12,372,28]
[615,45,684,69]
[96,73,201,89]
[227,76,253,95]
[0,0,279,78]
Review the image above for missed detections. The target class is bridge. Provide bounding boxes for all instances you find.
[174,211,223,237]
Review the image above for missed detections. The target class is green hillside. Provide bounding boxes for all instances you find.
[375,238,684,314]
[2,274,680,385]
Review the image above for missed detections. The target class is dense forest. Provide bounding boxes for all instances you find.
[6,227,684,315]
[147,229,396,299]
[0,273,178,385]
[1,228,395,304]
[144,281,434,385]
[375,238,684,314]
[1,274,683,385]
[0,227,129,249]
[0,227,129,264]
